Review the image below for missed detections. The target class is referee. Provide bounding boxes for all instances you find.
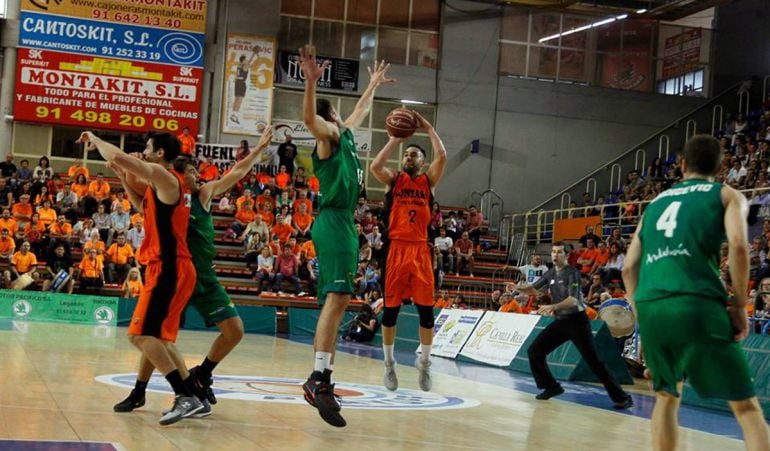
[515,241,633,409]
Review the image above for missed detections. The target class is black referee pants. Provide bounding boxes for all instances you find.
[527,311,627,402]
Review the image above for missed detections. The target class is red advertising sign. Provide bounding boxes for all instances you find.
[662,28,702,78]
[14,48,203,135]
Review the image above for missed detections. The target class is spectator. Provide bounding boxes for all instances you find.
[590,241,611,275]
[454,231,475,277]
[300,238,316,259]
[71,173,90,199]
[292,203,313,241]
[277,204,293,226]
[354,196,369,222]
[578,225,601,248]
[130,211,143,228]
[78,247,104,292]
[451,294,468,309]
[307,175,319,201]
[122,267,143,298]
[293,166,309,190]
[355,222,368,249]
[297,250,315,296]
[12,193,33,227]
[257,202,275,227]
[240,214,270,245]
[17,159,32,184]
[726,157,747,188]
[67,158,89,181]
[256,188,275,212]
[85,173,111,215]
[286,236,301,257]
[37,199,57,229]
[366,225,384,260]
[275,165,291,191]
[0,178,11,201]
[111,191,131,213]
[244,231,265,268]
[497,291,522,313]
[292,189,312,214]
[367,288,384,315]
[56,183,79,222]
[125,220,145,251]
[33,156,54,182]
[91,201,111,245]
[268,234,281,255]
[605,227,627,251]
[358,240,372,264]
[34,186,54,208]
[20,213,45,256]
[434,227,454,274]
[359,210,377,236]
[254,246,275,294]
[342,304,378,343]
[0,154,16,180]
[585,273,607,308]
[434,290,451,309]
[0,209,17,238]
[197,157,219,182]
[48,215,73,256]
[276,190,293,211]
[4,241,38,289]
[0,228,15,259]
[577,238,600,274]
[109,203,131,245]
[217,192,235,213]
[750,237,767,280]
[41,244,74,293]
[84,229,106,255]
[271,214,294,245]
[277,132,297,176]
[363,259,380,293]
[428,203,443,242]
[646,156,665,181]
[177,126,196,156]
[512,254,548,284]
[599,242,625,285]
[105,234,134,283]
[273,244,304,295]
[236,188,254,209]
[232,199,256,237]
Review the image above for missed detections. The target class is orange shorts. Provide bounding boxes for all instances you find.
[384,241,434,308]
[128,258,196,342]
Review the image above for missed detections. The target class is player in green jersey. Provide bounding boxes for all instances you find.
[623,135,769,451]
[112,127,273,417]
[297,44,394,428]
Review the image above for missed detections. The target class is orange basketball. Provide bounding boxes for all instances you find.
[385,108,417,138]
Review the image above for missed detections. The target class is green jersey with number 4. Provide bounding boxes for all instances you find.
[635,178,728,303]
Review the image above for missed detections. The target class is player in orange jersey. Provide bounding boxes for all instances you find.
[79,130,202,426]
[369,111,446,392]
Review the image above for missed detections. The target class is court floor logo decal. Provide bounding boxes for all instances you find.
[96,373,480,410]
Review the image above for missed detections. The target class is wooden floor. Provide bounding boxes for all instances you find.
[0,321,747,451]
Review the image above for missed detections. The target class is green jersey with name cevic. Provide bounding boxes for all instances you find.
[635,179,728,303]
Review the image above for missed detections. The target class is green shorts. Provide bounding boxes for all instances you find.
[636,295,755,400]
[311,208,357,303]
[188,265,239,328]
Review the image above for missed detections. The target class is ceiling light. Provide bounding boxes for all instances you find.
[636,9,647,14]
[538,13,630,43]
[400,99,427,105]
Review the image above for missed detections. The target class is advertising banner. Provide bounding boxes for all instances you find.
[0,290,118,326]
[430,309,484,359]
[221,34,276,136]
[662,28,702,78]
[14,0,206,135]
[14,48,204,134]
[459,312,540,367]
[20,0,207,32]
[275,52,359,92]
[194,142,278,175]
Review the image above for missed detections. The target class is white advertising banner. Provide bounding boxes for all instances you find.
[458,312,541,367]
[222,34,276,136]
[273,119,372,154]
[194,142,278,175]
[430,309,484,359]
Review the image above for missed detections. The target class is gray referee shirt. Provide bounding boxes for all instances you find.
[532,265,586,319]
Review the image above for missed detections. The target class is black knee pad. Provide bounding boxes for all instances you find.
[381,306,400,327]
[416,305,435,329]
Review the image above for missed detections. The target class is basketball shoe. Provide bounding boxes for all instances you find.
[158,395,204,426]
[113,389,145,412]
[189,365,217,405]
[415,357,432,391]
[302,370,346,427]
[383,360,398,391]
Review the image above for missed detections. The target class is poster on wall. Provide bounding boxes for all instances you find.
[275,52,359,92]
[221,34,276,136]
[194,142,279,175]
[662,28,702,78]
[13,0,207,136]
[458,312,540,367]
[599,51,652,92]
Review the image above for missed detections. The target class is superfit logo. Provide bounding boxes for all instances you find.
[27,0,64,10]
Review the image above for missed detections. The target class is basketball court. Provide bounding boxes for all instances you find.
[0,321,748,450]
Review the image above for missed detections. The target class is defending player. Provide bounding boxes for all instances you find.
[369,113,446,392]
[623,135,770,451]
[297,43,393,428]
[112,127,274,416]
[79,131,202,426]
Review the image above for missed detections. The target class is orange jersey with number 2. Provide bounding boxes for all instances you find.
[386,172,432,243]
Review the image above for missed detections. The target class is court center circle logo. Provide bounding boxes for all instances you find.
[96,373,480,410]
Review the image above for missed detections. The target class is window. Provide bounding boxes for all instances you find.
[279,0,440,68]
[656,69,705,96]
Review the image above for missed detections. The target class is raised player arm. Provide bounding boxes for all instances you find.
[107,161,146,213]
[723,185,751,340]
[413,111,447,187]
[299,45,337,152]
[369,136,402,187]
[79,131,179,204]
[344,60,395,130]
[200,126,273,207]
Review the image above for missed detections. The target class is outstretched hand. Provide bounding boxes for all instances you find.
[367,60,396,87]
[76,131,98,152]
[412,110,433,132]
[298,44,330,83]
[257,125,273,149]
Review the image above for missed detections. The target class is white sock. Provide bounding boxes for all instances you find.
[329,364,334,383]
[314,352,332,373]
[420,344,432,361]
[383,344,395,363]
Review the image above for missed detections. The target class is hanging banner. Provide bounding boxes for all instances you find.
[430,309,484,359]
[458,312,540,367]
[275,52,359,92]
[0,290,118,326]
[14,0,207,135]
[194,142,279,175]
[662,28,702,78]
[221,34,276,136]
